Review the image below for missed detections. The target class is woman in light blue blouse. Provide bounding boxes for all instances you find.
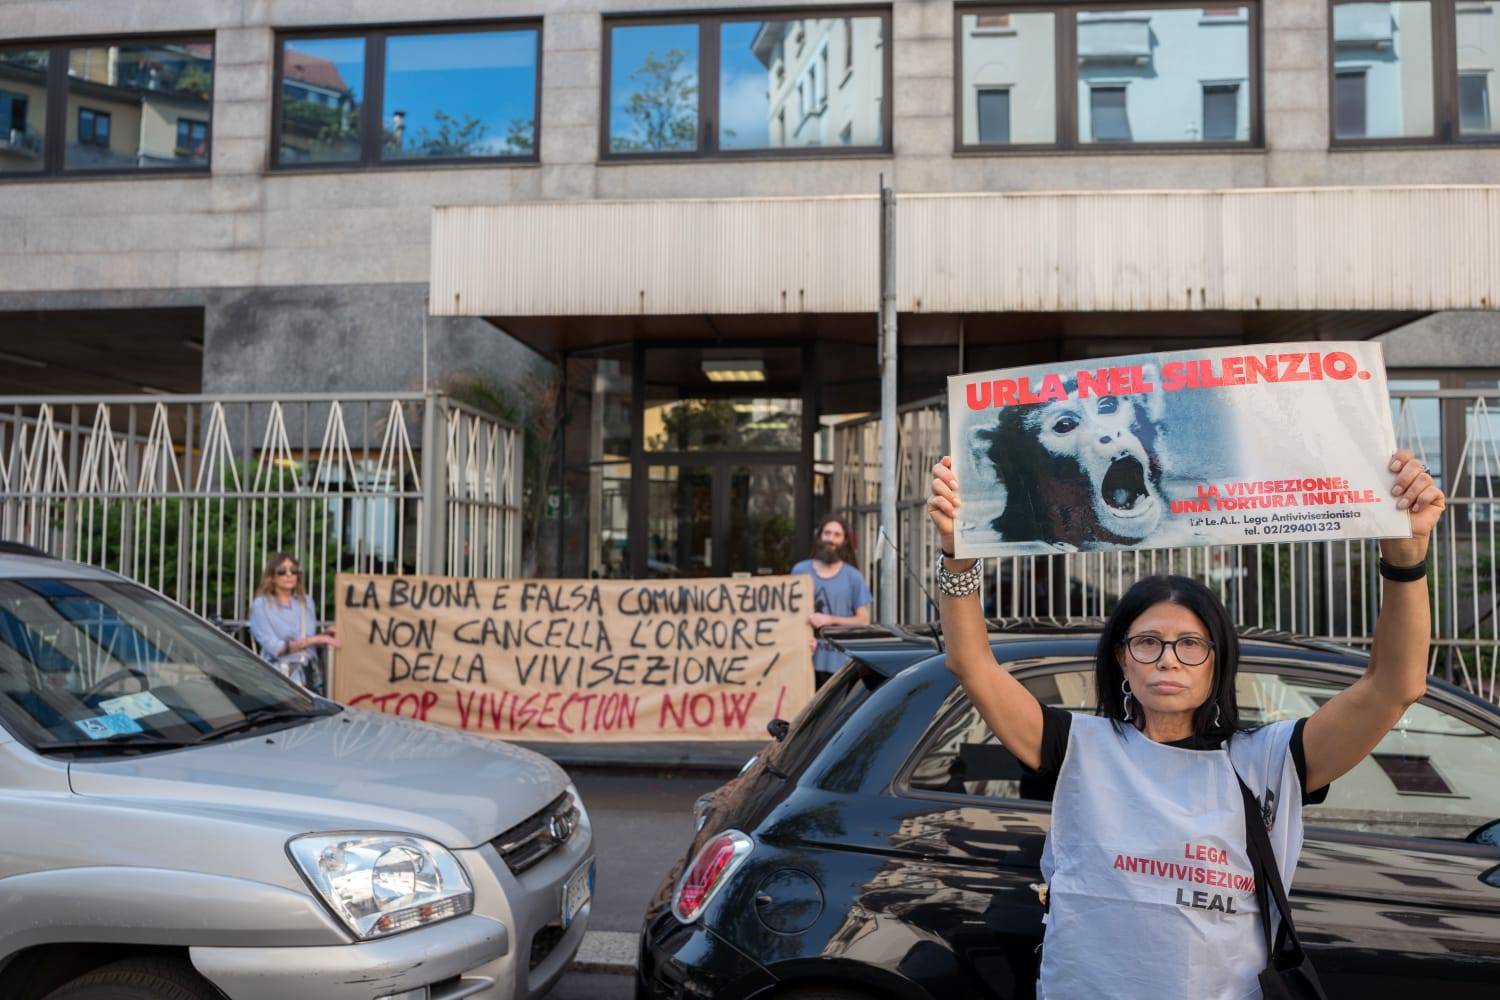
[248,552,337,691]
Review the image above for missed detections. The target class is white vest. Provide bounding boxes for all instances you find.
[1038,715,1306,1000]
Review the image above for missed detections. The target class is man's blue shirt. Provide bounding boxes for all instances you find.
[792,559,874,674]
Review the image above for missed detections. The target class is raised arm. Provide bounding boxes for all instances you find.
[928,456,1047,770]
[1302,449,1445,792]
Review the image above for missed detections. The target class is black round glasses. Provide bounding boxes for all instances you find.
[1120,634,1214,666]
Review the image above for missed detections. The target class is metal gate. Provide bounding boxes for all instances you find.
[0,392,521,626]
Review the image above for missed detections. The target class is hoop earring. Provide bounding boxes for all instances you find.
[1211,702,1223,729]
[1121,679,1134,722]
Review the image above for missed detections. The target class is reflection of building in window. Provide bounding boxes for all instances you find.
[961,11,1055,145]
[64,42,214,169]
[1075,7,1251,144]
[1460,72,1491,129]
[1372,753,1456,795]
[1336,68,1369,137]
[78,107,111,146]
[1456,2,1499,134]
[1332,2,1436,139]
[1089,84,1131,140]
[977,87,1011,143]
[0,51,47,167]
[1202,82,1240,139]
[751,17,883,148]
[279,47,357,161]
[176,117,207,155]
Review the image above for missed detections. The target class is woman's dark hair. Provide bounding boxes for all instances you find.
[1095,575,1239,740]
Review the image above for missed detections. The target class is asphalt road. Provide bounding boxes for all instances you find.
[543,766,732,998]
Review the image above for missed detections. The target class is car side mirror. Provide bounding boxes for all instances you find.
[767,718,790,742]
[1466,819,1500,848]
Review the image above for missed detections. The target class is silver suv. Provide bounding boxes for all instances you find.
[0,550,593,1000]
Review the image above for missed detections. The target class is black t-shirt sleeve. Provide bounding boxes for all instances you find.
[1291,716,1331,806]
[1033,705,1073,779]
[1016,705,1072,802]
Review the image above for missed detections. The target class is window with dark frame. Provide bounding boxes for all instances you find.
[603,9,891,159]
[957,4,1259,150]
[273,22,541,169]
[1,39,212,178]
[1335,68,1368,138]
[1202,82,1239,139]
[977,86,1012,143]
[1331,0,1500,144]
[77,107,110,146]
[176,117,208,155]
[1460,71,1491,132]
[1089,85,1131,141]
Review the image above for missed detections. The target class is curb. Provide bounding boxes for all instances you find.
[572,930,639,975]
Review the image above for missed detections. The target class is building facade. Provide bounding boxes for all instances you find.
[2,0,1499,585]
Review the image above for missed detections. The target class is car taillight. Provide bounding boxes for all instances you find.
[671,830,753,923]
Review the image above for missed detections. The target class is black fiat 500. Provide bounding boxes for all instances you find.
[637,622,1500,1000]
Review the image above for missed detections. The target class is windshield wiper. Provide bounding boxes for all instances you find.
[197,704,340,743]
[40,732,203,754]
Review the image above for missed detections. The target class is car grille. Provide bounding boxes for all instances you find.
[492,791,578,875]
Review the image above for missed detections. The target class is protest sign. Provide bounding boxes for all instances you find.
[332,574,815,742]
[948,342,1411,558]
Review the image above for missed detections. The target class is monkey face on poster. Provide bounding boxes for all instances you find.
[978,378,1168,549]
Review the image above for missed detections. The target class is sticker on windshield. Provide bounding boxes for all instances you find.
[73,713,145,740]
[99,691,170,720]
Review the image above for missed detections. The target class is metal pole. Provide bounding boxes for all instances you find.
[879,181,899,624]
[419,393,447,575]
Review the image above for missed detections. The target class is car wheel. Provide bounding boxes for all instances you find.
[41,956,222,1000]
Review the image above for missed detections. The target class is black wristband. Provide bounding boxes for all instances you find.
[1379,555,1428,583]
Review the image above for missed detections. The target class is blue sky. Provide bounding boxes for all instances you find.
[719,22,772,148]
[384,31,538,153]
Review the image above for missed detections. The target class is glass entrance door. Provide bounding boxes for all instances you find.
[646,459,800,578]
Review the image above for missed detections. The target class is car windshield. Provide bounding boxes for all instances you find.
[0,578,327,752]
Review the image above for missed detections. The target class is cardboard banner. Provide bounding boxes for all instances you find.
[332,574,815,742]
[948,342,1411,558]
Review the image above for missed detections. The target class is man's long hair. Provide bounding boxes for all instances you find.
[812,515,858,568]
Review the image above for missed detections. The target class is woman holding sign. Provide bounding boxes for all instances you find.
[927,450,1443,999]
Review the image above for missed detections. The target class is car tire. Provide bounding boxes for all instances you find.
[41,956,222,1000]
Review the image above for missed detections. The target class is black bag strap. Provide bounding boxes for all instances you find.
[1235,772,1307,964]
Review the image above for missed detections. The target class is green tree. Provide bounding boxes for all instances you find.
[174,63,212,99]
[404,110,489,157]
[442,372,561,574]
[611,49,698,152]
[504,117,536,154]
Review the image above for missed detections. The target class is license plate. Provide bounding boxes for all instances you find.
[561,860,593,928]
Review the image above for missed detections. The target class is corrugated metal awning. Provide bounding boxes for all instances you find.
[431,186,1499,319]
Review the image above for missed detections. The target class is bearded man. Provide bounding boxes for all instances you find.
[791,515,873,685]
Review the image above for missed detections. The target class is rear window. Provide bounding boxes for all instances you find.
[762,663,875,776]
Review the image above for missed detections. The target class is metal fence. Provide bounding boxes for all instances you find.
[0,392,521,630]
[832,388,1500,703]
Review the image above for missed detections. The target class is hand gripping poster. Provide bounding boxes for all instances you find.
[947,342,1412,558]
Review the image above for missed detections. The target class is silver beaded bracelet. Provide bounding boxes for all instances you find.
[936,552,983,599]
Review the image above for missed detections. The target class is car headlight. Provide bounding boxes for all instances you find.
[288,833,473,939]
